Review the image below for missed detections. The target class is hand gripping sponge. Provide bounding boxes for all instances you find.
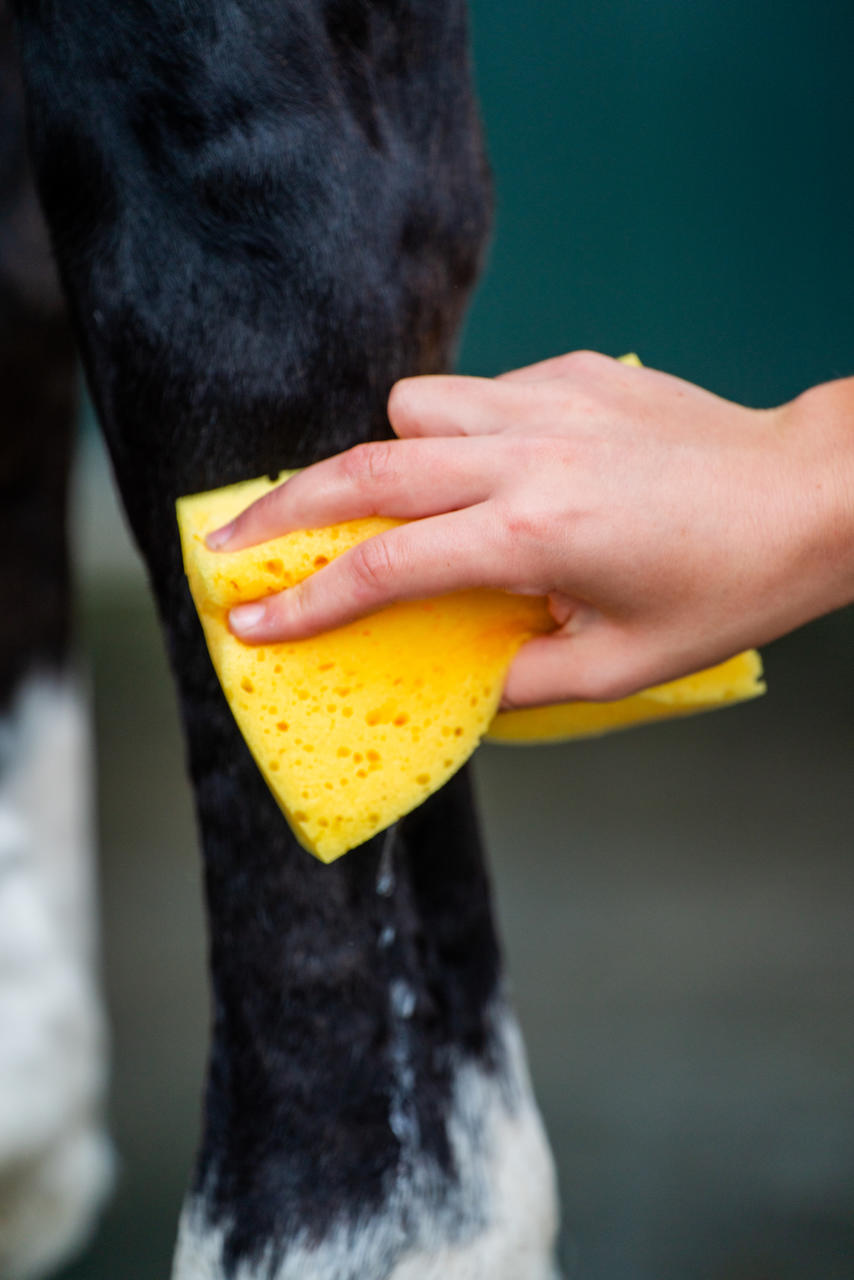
[177,477,763,862]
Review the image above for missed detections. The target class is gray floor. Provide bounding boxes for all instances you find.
[58,439,854,1280]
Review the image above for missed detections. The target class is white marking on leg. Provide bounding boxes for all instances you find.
[0,672,113,1280]
[172,1003,559,1280]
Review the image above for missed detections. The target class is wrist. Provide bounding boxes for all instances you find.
[779,375,854,620]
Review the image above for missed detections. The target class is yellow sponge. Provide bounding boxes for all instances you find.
[488,648,764,743]
[177,471,763,862]
[177,475,552,860]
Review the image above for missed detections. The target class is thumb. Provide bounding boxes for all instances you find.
[501,625,650,708]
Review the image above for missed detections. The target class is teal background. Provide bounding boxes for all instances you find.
[464,0,854,405]
[58,3,854,1278]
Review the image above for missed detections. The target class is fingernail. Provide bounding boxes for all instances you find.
[229,602,266,634]
[206,521,235,550]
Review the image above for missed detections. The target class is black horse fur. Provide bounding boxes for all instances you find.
[7,2,558,1275]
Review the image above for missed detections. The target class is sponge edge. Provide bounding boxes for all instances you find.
[177,477,552,861]
[487,648,765,744]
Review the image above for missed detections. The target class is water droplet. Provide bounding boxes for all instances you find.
[387,976,418,1151]
[390,978,415,1020]
[376,825,397,897]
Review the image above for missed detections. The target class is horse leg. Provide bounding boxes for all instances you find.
[0,6,112,1276]
[11,3,559,1275]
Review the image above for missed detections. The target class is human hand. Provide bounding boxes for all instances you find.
[207,352,854,708]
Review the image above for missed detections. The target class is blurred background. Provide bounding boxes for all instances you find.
[58,1,854,1277]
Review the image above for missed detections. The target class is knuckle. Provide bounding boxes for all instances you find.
[387,378,419,428]
[282,581,310,624]
[561,349,610,379]
[349,535,397,597]
[518,433,567,473]
[341,441,396,490]
[546,435,577,473]
[500,497,547,548]
[259,585,301,637]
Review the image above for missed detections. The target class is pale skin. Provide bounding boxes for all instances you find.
[207,352,854,709]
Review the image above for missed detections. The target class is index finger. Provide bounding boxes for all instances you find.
[228,503,516,643]
[206,436,508,551]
